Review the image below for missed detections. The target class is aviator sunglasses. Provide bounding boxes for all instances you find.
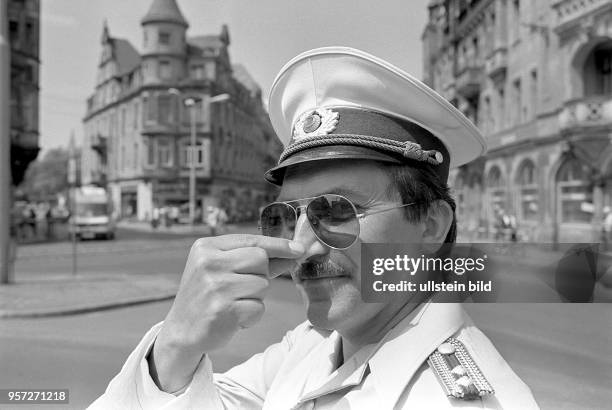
[259,194,416,249]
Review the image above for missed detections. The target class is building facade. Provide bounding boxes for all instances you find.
[82,0,281,222]
[422,0,612,242]
[8,0,40,186]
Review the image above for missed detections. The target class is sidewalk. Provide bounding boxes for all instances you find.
[116,220,214,235]
[0,222,260,319]
[116,220,259,236]
[0,273,179,319]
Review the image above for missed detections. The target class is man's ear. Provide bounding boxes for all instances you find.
[422,200,453,253]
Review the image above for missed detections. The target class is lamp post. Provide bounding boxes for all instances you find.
[184,96,199,227]
[168,89,230,227]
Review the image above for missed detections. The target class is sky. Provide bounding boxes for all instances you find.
[39,0,429,152]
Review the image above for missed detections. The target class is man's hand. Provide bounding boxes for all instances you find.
[150,234,305,393]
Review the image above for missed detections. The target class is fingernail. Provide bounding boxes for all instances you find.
[289,241,305,255]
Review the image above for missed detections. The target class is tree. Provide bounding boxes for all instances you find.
[18,148,81,202]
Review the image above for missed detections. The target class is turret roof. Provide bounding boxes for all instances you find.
[141,0,188,27]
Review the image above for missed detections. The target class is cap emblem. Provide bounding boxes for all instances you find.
[292,108,339,142]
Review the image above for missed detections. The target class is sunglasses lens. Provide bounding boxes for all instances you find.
[307,195,359,248]
[260,203,296,240]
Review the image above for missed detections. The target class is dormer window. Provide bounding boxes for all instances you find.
[159,31,171,45]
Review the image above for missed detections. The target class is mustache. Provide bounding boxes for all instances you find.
[296,260,349,280]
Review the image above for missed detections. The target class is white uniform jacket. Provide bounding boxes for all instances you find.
[89,301,539,409]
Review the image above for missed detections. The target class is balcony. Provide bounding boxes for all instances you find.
[558,96,612,132]
[91,134,108,160]
[485,47,508,83]
[90,170,108,186]
[455,65,484,98]
[552,0,611,32]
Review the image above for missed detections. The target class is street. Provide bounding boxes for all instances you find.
[0,230,611,409]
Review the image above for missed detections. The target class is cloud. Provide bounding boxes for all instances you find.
[41,13,79,28]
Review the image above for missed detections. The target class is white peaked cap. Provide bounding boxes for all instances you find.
[265,47,487,184]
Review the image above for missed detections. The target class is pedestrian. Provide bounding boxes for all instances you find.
[91,47,537,409]
[206,206,220,236]
[151,207,160,230]
[602,207,612,250]
[46,206,54,239]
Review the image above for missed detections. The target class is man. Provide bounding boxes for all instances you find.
[90,47,538,409]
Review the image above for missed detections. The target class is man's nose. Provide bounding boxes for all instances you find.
[292,212,329,262]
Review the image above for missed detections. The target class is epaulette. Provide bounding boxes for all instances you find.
[427,337,495,400]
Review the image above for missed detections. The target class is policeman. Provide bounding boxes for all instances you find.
[90,47,539,409]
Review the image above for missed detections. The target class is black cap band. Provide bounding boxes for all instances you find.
[265,107,450,185]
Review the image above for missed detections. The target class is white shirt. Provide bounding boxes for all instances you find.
[89,301,539,409]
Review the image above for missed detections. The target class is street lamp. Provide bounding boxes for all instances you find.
[168,88,230,227]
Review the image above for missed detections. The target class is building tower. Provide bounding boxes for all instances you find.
[140,0,188,84]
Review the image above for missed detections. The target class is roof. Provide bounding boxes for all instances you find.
[188,35,224,52]
[113,38,141,76]
[232,64,261,97]
[141,0,188,27]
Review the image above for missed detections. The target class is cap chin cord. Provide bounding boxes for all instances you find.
[279,134,443,166]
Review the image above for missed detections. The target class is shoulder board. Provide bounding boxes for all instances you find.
[427,337,495,400]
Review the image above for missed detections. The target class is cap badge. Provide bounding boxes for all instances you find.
[292,108,339,142]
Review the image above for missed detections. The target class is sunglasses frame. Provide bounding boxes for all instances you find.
[259,194,417,250]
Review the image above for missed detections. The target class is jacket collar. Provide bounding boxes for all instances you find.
[294,300,466,407]
[368,300,466,408]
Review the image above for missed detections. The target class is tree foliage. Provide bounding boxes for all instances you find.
[18,148,81,201]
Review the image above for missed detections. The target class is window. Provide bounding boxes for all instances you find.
[583,41,612,96]
[159,61,171,79]
[159,31,171,45]
[530,70,538,119]
[133,142,139,169]
[557,159,593,224]
[142,96,148,123]
[488,12,496,53]
[190,64,204,80]
[483,95,492,133]
[121,107,127,134]
[512,78,522,124]
[512,0,521,43]
[9,20,18,45]
[146,138,156,167]
[121,145,126,170]
[487,166,506,217]
[516,160,538,221]
[133,101,139,129]
[205,61,216,80]
[158,95,174,125]
[158,139,173,167]
[22,65,34,83]
[180,138,209,169]
[146,95,157,122]
[495,86,506,130]
[25,21,34,48]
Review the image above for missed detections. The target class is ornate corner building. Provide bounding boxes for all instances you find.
[7,0,40,186]
[82,0,282,222]
[423,0,612,242]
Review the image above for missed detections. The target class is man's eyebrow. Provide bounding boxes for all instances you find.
[277,187,370,202]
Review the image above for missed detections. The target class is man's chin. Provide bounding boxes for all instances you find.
[304,298,353,330]
[306,310,337,330]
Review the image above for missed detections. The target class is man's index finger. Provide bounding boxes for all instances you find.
[206,234,305,259]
